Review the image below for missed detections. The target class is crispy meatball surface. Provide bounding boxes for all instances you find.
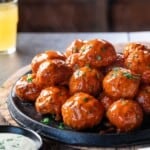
[107,99,143,132]
[104,53,125,74]
[103,67,141,99]
[123,43,146,58]
[62,92,104,130]
[69,66,103,96]
[35,86,70,120]
[66,53,85,71]
[15,74,41,101]
[136,85,150,114]
[36,59,72,88]
[78,39,117,68]
[141,70,150,84]
[65,39,85,57]
[124,44,150,75]
[31,50,66,73]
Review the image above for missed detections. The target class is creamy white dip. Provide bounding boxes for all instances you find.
[0,133,37,150]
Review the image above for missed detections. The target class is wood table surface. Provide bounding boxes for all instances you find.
[0,32,150,150]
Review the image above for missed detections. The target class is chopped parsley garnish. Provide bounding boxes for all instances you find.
[81,46,92,53]
[111,67,120,77]
[6,138,13,141]
[75,70,85,77]
[41,117,51,125]
[26,74,33,83]
[83,97,89,102]
[122,72,140,80]
[58,122,65,129]
[96,55,102,60]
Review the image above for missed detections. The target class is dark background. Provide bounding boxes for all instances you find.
[18,0,150,32]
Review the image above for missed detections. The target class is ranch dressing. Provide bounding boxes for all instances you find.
[0,133,37,150]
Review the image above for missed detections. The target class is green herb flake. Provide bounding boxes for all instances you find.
[58,122,65,130]
[111,67,120,78]
[76,70,85,77]
[83,97,89,102]
[122,72,140,80]
[96,55,102,61]
[0,145,5,149]
[26,74,33,83]
[6,138,13,142]
[41,117,51,125]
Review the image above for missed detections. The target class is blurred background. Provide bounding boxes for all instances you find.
[18,0,150,32]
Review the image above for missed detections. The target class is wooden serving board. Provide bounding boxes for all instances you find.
[1,43,150,150]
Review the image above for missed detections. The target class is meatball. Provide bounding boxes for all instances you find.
[104,53,125,74]
[69,66,103,96]
[31,50,66,73]
[99,92,115,111]
[123,43,146,58]
[15,74,41,101]
[107,99,143,132]
[136,85,150,114]
[78,39,117,68]
[36,59,72,88]
[66,53,85,71]
[35,86,69,120]
[62,92,104,130]
[65,39,85,57]
[141,70,150,84]
[103,67,141,99]
[124,44,150,75]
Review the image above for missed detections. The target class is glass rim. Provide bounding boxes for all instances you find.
[0,0,17,3]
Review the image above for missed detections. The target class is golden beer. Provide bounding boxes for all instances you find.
[0,0,18,54]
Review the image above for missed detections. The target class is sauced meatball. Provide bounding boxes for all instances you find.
[123,43,146,58]
[78,39,117,68]
[103,67,141,99]
[62,92,104,130]
[65,39,85,57]
[35,86,69,120]
[136,85,150,114]
[69,66,103,96]
[31,50,66,73]
[66,53,85,71]
[15,74,41,101]
[36,59,72,88]
[99,92,116,111]
[124,45,150,75]
[141,70,150,84]
[107,99,143,132]
[104,53,125,74]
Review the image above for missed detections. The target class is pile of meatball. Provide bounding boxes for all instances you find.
[15,39,150,133]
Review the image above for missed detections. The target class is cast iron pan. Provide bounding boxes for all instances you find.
[8,71,150,147]
[0,125,42,149]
